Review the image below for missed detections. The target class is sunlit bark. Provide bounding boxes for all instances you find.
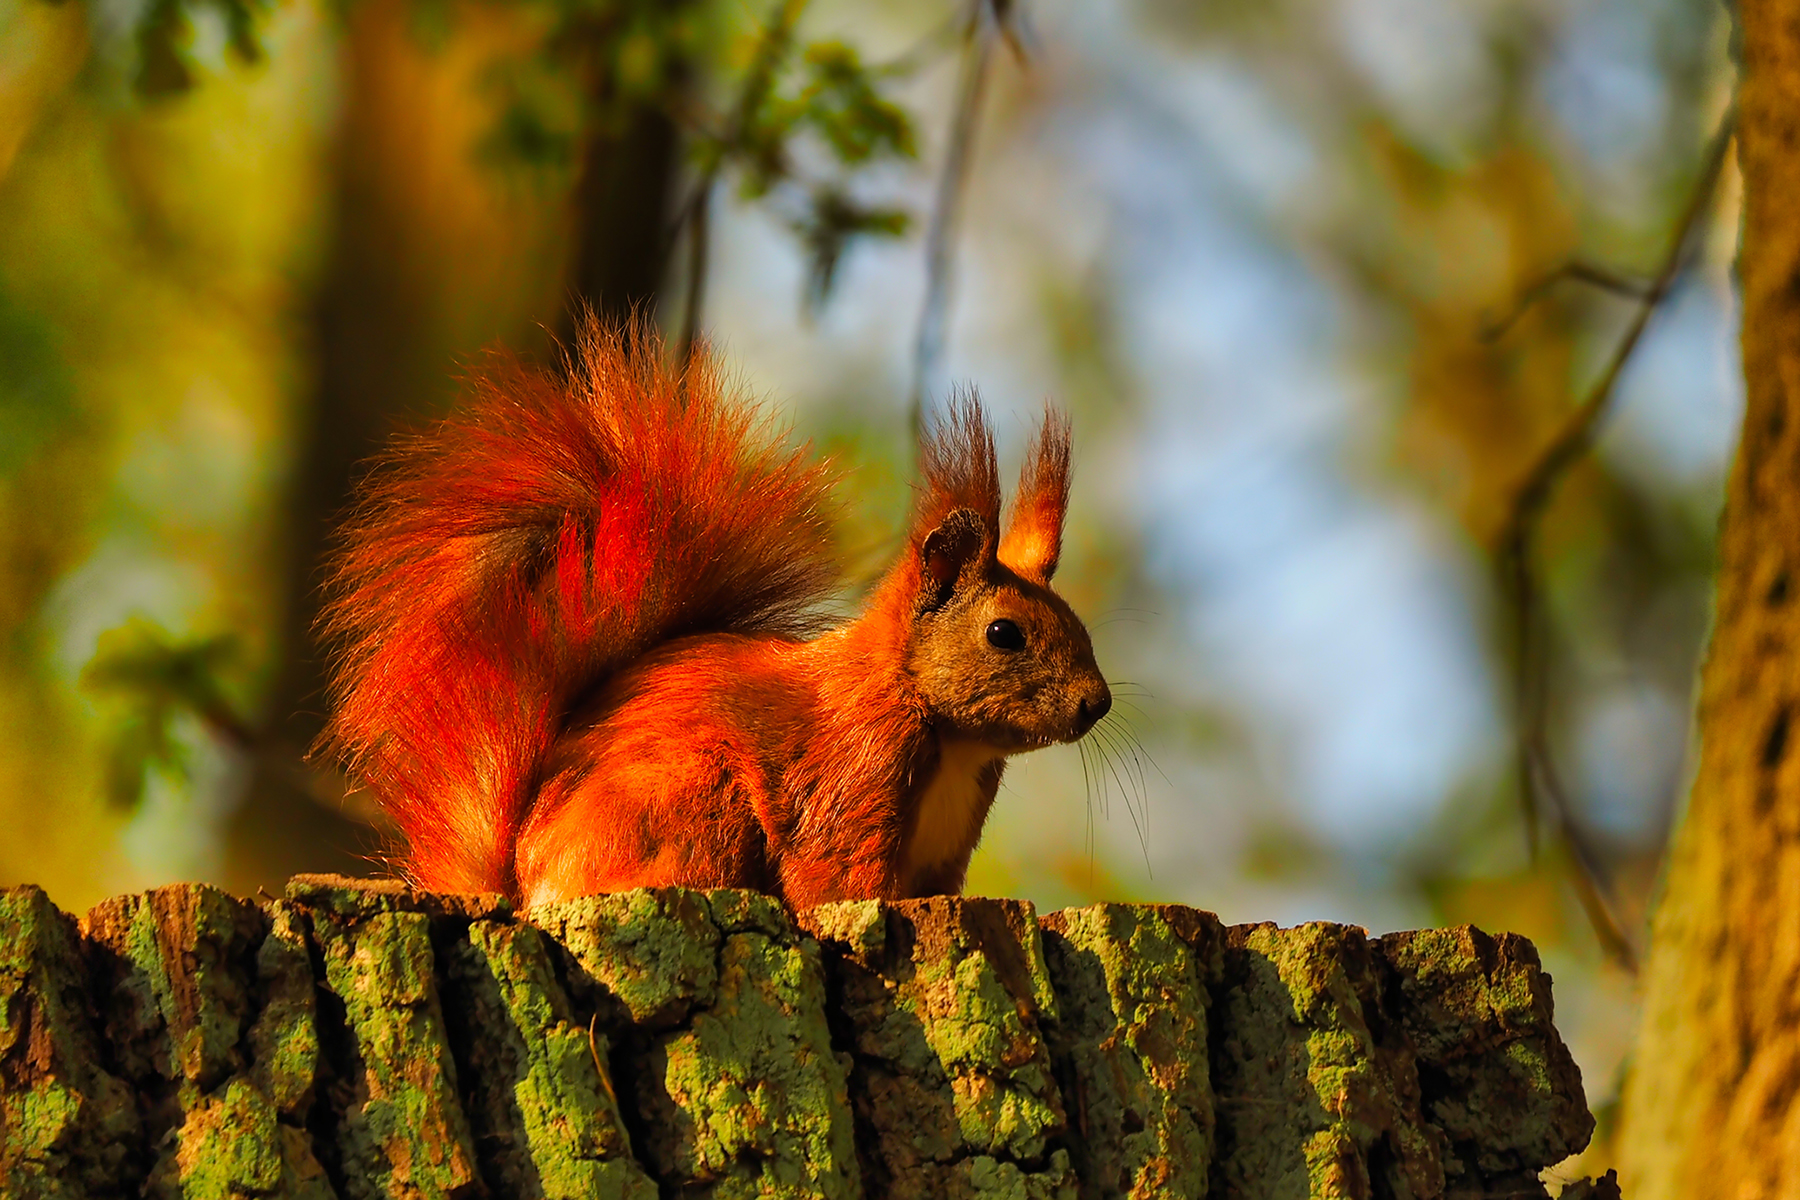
[1618,5,1800,1194]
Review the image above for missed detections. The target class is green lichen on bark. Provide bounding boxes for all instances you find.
[0,885,141,1199]
[80,883,332,1200]
[439,914,655,1200]
[248,902,323,1122]
[804,897,1075,1200]
[535,888,861,1200]
[1210,922,1446,1200]
[1,881,1604,1200]
[288,876,485,1200]
[83,885,263,1092]
[144,1077,334,1200]
[532,887,721,1028]
[1040,904,1221,1200]
[1375,927,1591,1194]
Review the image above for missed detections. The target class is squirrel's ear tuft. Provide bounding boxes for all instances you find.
[920,507,987,610]
[919,392,1002,528]
[999,407,1072,582]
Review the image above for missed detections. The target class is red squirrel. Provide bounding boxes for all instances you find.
[319,320,1110,909]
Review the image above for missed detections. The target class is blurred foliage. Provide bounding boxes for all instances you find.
[458,0,920,310]
[794,186,909,313]
[80,617,248,811]
[788,41,915,164]
[1210,0,1725,875]
[691,7,918,310]
[716,30,908,192]
[50,0,920,310]
[0,0,1741,1167]
[131,0,272,97]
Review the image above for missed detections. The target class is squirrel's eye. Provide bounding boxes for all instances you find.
[986,619,1025,651]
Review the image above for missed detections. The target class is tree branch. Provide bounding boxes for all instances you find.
[674,0,805,368]
[1493,104,1735,972]
[911,0,1025,433]
[1478,261,1655,343]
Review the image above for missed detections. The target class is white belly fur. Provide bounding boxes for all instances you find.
[903,739,1006,880]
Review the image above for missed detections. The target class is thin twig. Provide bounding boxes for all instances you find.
[586,1012,622,1114]
[674,0,806,368]
[1524,733,1640,972]
[911,0,1018,434]
[871,12,964,77]
[1479,262,1655,343]
[1494,104,1735,971]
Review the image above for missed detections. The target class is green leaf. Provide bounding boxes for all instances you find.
[792,186,910,311]
[82,618,238,707]
[794,40,916,165]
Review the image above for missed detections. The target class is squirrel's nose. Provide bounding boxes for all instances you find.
[1075,688,1112,734]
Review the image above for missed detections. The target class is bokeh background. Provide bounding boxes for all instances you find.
[0,0,1738,1176]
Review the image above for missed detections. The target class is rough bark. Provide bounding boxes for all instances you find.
[0,878,1601,1199]
[1615,5,1800,1195]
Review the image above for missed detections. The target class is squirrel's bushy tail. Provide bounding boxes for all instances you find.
[318,320,839,895]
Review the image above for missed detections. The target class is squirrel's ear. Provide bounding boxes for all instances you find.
[920,507,987,610]
[999,408,1071,582]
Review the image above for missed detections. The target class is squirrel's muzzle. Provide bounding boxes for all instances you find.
[1074,687,1112,736]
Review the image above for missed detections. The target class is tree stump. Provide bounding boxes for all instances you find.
[1,876,1604,1198]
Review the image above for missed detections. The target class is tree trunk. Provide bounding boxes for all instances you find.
[1617,5,1800,1194]
[561,102,682,339]
[222,0,686,893]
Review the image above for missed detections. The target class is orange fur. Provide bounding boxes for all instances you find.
[320,320,1107,906]
[999,407,1071,582]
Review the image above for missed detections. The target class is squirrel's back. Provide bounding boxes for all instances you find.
[318,320,839,895]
